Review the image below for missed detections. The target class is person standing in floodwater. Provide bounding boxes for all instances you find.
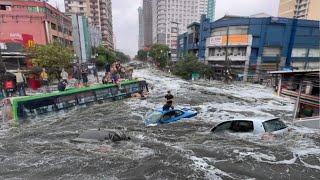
[163,91,174,110]
[40,68,50,93]
[105,63,111,74]
[60,68,69,84]
[92,65,99,83]
[81,66,89,87]
[14,68,27,96]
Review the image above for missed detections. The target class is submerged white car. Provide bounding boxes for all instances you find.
[211,117,290,136]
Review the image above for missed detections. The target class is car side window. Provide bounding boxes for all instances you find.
[161,111,176,122]
[231,121,254,132]
[175,110,184,117]
[211,121,232,132]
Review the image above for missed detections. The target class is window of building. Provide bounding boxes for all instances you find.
[58,26,62,32]
[51,23,56,30]
[308,49,320,57]
[80,7,84,11]
[292,48,307,57]
[263,47,281,57]
[79,2,83,5]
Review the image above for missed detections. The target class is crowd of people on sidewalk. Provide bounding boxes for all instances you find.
[1,61,135,98]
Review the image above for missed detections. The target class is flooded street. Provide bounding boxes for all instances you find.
[0,68,320,179]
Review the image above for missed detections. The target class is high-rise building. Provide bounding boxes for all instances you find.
[138,6,144,49]
[278,0,320,20]
[143,0,153,47]
[207,0,215,21]
[138,6,144,50]
[65,0,114,50]
[152,0,208,60]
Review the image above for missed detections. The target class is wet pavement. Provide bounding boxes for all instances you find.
[0,67,319,179]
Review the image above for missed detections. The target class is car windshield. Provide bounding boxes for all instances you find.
[144,111,163,124]
[262,118,287,132]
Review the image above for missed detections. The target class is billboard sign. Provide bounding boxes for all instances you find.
[209,35,248,46]
[209,36,222,45]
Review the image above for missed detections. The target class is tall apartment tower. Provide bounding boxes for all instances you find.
[143,0,153,48]
[65,0,114,50]
[138,6,144,50]
[152,0,208,60]
[207,0,215,21]
[278,0,320,20]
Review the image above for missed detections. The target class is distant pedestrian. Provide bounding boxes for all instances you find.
[40,68,49,93]
[92,65,99,83]
[73,65,81,85]
[105,63,111,74]
[81,66,89,86]
[102,72,112,84]
[126,67,134,80]
[120,67,126,79]
[14,68,27,96]
[57,78,67,92]
[60,68,69,84]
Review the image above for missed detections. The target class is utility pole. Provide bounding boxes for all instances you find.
[224,26,231,84]
[275,54,280,89]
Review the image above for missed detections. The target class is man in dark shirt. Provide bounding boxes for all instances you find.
[57,79,67,92]
[105,63,111,73]
[163,91,174,110]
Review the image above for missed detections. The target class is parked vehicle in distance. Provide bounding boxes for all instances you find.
[211,117,290,137]
[144,108,197,126]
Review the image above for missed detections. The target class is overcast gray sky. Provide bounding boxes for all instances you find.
[50,0,280,57]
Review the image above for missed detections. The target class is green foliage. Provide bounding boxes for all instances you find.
[173,53,214,80]
[95,46,130,68]
[96,46,116,66]
[95,55,107,67]
[137,49,148,61]
[149,44,170,68]
[115,51,130,63]
[26,43,74,80]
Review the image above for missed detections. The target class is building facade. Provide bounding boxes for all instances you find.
[0,0,72,70]
[70,15,92,63]
[178,15,320,81]
[152,0,209,61]
[0,0,73,45]
[278,0,320,20]
[138,6,144,50]
[143,0,153,48]
[207,0,215,21]
[65,0,114,50]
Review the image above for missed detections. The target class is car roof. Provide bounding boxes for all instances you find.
[155,108,175,113]
[231,116,279,122]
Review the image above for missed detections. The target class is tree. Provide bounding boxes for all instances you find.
[148,44,170,68]
[97,46,116,67]
[173,52,214,80]
[26,43,74,80]
[95,46,130,68]
[137,49,148,61]
[115,51,130,63]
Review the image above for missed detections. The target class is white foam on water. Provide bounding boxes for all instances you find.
[189,155,235,180]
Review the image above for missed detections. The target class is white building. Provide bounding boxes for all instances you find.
[152,0,208,60]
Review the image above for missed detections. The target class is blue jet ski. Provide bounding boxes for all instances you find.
[144,108,197,126]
